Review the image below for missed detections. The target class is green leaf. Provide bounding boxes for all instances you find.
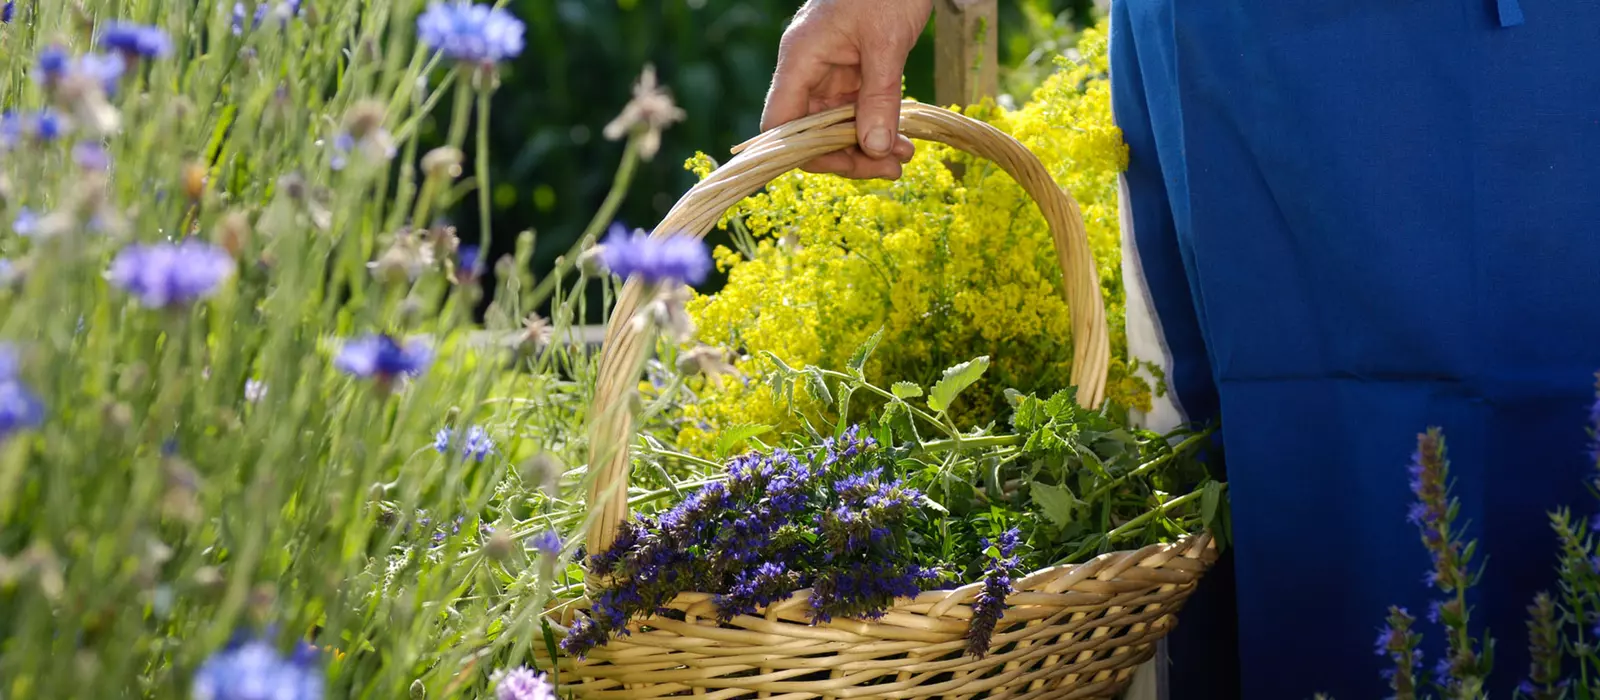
[847,327,885,375]
[1030,482,1084,528]
[804,367,834,406]
[1201,481,1223,526]
[927,356,991,413]
[891,381,923,399]
[761,350,796,375]
[715,424,774,459]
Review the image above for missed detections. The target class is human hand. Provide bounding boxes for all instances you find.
[761,0,933,180]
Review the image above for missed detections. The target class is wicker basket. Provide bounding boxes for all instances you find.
[536,101,1218,700]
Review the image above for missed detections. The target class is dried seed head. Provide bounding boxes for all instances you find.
[278,172,308,201]
[484,529,516,561]
[603,65,687,161]
[216,211,251,257]
[421,146,464,180]
[520,452,564,499]
[639,284,696,343]
[676,345,738,380]
[369,232,436,284]
[183,161,208,201]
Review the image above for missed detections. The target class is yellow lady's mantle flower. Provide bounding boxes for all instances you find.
[677,22,1157,455]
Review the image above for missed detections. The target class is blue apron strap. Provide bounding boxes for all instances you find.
[1496,0,1525,27]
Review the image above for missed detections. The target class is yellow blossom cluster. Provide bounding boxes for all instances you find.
[675,21,1156,455]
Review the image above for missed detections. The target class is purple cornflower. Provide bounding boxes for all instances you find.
[190,635,325,700]
[596,224,711,286]
[0,371,44,440]
[333,334,432,380]
[528,529,561,556]
[434,425,494,462]
[98,22,172,59]
[12,208,38,237]
[73,142,109,170]
[416,1,526,65]
[108,240,235,308]
[36,48,125,97]
[966,528,1021,657]
[489,667,555,700]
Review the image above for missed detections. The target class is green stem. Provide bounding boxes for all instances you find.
[810,368,949,434]
[917,434,1021,454]
[1058,487,1215,564]
[633,442,723,471]
[475,86,495,257]
[1080,429,1214,504]
[526,137,641,308]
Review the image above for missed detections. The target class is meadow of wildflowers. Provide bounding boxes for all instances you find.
[0,1,716,698]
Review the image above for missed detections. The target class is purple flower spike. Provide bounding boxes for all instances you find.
[597,224,712,286]
[333,334,432,380]
[416,1,526,65]
[98,22,172,59]
[108,240,235,308]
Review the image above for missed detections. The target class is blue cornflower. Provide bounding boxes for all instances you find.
[0,343,17,380]
[74,52,127,95]
[34,110,64,141]
[597,224,711,286]
[489,666,555,700]
[334,333,432,380]
[457,244,482,281]
[434,424,494,461]
[12,208,38,237]
[233,0,301,36]
[191,635,324,700]
[2,1,13,23]
[527,529,562,556]
[36,46,70,83]
[108,240,235,308]
[98,22,172,59]
[0,378,44,441]
[416,1,526,65]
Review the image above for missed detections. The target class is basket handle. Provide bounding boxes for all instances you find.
[583,100,1111,556]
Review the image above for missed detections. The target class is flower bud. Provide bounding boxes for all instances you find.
[409,679,426,700]
[345,100,387,140]
[484,529,516,562]
[183,161,208,201]
[421,147,463,180]
[216,211,251,257]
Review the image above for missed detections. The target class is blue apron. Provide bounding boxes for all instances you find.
[1109,1,1600,697]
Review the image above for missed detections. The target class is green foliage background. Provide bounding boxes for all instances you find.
[440,0,1098,321]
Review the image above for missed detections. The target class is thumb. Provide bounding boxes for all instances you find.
[855,41,911,159]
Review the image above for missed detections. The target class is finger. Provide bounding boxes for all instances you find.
[892,135,915,162]
[854,35,914,159]
[761,30,834,132]
[800,151,856,175]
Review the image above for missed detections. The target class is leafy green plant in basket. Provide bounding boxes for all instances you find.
[569,346,1229,662]
[757,340,1231,566]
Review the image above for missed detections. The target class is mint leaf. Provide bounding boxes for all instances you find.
[847,327,885,375]
[1030,482,1084,528]
[715,424,774,459]
[928,356,990,413]
[891,381,923,399]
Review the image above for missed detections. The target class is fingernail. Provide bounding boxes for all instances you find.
[863,128,892,157]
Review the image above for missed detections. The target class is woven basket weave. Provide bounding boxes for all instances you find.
[537,101,1218,700]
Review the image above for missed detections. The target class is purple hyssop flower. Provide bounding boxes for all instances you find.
[333,334,432,380]
[490,666,555,700]
[416,1,526,65]
[434,425,494,461]
[191,636,325,700]
[108,240,235,308]
[598,224,712,286]
[98,22,173,58]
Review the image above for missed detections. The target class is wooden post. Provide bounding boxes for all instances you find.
[933,0,1000,109]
